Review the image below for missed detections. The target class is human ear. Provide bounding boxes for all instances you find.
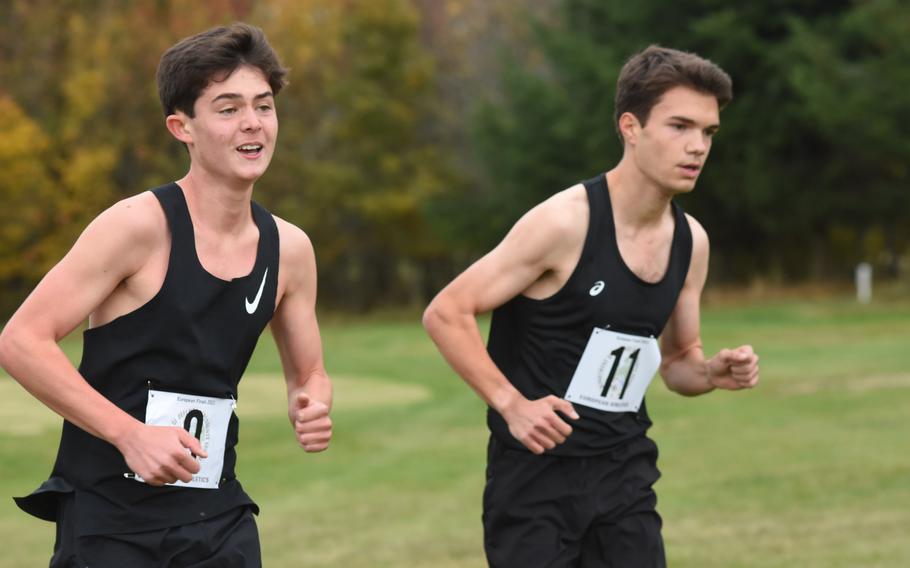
[165,113,193,144]
[618,112,640,146]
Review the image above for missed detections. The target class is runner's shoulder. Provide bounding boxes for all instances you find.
[518,183,589,248]
[271,214,314,265]
[82,191,168,253]
[682,212,709,253]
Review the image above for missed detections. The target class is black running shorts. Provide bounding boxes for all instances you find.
[483,435,665,568]
[50,495,261,568]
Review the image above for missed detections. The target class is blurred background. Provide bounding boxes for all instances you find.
[1,0,907,315]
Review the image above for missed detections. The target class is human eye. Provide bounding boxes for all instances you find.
[218,107,237,116]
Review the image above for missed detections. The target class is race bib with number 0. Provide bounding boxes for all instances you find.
[564,328,661,413]
[129,389,234,489]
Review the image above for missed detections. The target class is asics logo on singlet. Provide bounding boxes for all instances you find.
[245,268,269,314]
[589,280,605,296]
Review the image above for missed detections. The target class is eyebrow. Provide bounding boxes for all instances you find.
[668,116,720,130]
[210,91,274,104]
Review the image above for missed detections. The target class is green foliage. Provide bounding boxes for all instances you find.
[0,1,469,313]
[470,0,908,283]
[783,0,910,273]
[259,0,455,310]
[0,98,57,287]
[1,1,908,315]
[0,1,215,311]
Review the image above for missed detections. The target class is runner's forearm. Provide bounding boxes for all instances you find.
[0,329,139,444]
[423,304,523,414]
[660,346,715,396]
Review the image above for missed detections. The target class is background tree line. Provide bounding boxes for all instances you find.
[1,0,907,314]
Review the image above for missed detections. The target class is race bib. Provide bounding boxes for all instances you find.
[564,328,661,413]
[130,389,235,489]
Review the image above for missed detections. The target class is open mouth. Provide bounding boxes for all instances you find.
[237,144,263,156]
[680,164,701,175]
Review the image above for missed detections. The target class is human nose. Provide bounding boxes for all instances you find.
[686,132,709,155]
[239,106,261,133]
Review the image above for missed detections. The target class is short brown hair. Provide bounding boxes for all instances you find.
[157,23,288,117]
[614,45,732,140]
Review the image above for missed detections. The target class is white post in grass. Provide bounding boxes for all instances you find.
[855,262,872,304]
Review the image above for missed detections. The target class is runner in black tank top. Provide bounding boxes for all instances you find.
[424,46,759,567]
[487,173,691,457]
[16,183,277,534]
[0,24,334,567]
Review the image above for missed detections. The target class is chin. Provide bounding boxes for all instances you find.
[237,164,270,182]
[668,179,698,194]
[240,172,266,184]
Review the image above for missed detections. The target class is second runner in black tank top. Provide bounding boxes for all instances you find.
[486,173,692,457]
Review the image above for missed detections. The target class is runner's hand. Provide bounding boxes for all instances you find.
[117,423,207,486]
[290,391,332,452]
[501,394,579,455]
[707,345,759,390]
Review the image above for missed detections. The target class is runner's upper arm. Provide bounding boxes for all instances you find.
[431,187,586,316]
[269,219,326,387]
[3,194,164,341]
[660,215,709,359]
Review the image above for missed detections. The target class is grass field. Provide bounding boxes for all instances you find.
[2,295,909,567]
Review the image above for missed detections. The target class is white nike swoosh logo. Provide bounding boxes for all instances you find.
[245,268,269,314]
[589,280,605,296]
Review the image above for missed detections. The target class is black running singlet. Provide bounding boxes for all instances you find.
[486,173,692,457]
[15,183,280,535]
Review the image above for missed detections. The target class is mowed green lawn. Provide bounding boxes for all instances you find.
[2,296,909,567]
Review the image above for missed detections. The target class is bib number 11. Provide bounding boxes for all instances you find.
[601,346,640,399]
[564,328,661,413]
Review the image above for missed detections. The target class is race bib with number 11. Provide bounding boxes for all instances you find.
[564,328,661,413]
